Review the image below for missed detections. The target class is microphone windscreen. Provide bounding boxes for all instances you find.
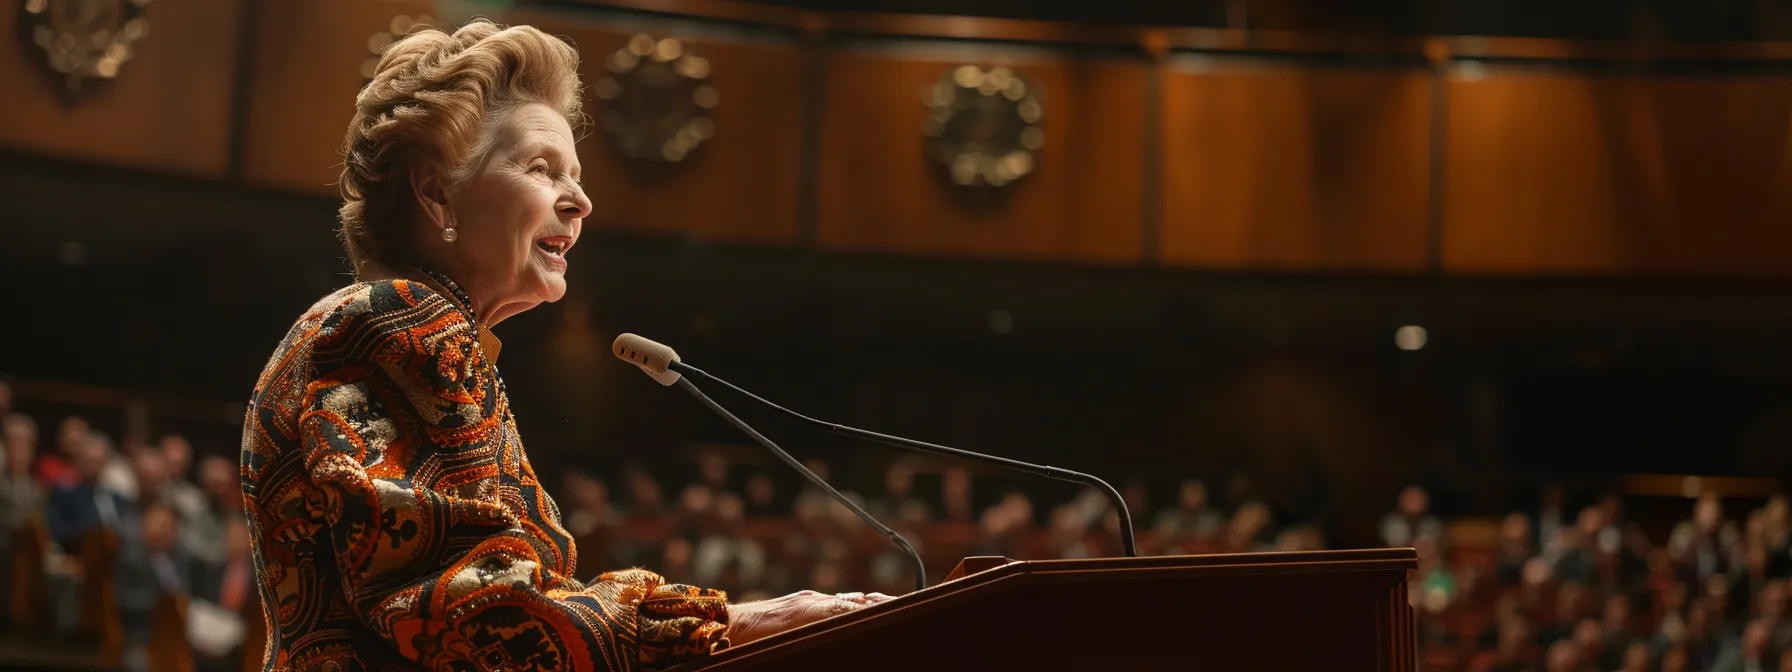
[612,333,682,386]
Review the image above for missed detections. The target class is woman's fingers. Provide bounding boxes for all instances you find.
[822,591,897,615]
[834,591,898,604]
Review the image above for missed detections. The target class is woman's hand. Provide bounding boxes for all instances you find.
[726,590,896,646]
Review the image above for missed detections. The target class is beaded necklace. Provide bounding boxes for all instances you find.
[405,259,478,327]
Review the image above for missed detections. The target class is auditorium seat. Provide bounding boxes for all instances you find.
[7,517,48,635]
[239,594,265,672]
[146,593,194,672]
[76,527,122,666]
[1422,643,1466,672]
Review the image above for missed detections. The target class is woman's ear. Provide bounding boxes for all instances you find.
[409,163,453,230]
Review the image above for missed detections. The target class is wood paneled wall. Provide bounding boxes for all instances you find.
[813,46,1148,263]
[5,0,1792,276]
[1441,69,1792,275]
[533,15,809,245]
[1158,61,1433,271]
[0,0,240,177]
[240,0,437,195]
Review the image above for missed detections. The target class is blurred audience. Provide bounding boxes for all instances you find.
[1383,484,1444,549]
[1410,483,1792,672]
[1154,478,1224,549]
[116,503,188,671]
[4,397,1792,672]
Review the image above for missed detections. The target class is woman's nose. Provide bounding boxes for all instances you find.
[561,185,592,220]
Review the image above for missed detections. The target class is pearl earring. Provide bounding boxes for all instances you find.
[441,226,458,243]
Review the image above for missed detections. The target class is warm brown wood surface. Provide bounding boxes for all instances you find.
[1159,62,1434,271]
[520,11,809,245]
[6,0,1792,275]
[813,47,1149,264]
[6,518,48,636]
[239,0,437,195]
[0,0,241,178]
[146,594,195,672]
[1441,69,1792,275]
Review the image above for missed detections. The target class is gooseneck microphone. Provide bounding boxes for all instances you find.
[612,334,928,592]
[612,333,1138,558]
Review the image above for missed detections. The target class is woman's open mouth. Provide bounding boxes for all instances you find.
[534,236,573,268]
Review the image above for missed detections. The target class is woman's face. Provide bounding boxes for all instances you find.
[437,102,591,325]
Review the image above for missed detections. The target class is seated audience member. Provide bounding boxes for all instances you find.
[0,413,42,622]
[1616,640,1652,672]
[972,491,1034,557]
[865,462,930,523]
[1536,482,1569,557]
[695,452,734,498]
[45,431,135,554]
[158,435,222,563]
[1671,494,1737,584]
[1662,646,1692,672]
[115,504,188,672]
[190,517,253,672]
[1542,639,1579,672]
[561,470,620,537]
[619,462,667,519]
[158,435,197,491]
[743,472,782,519]
[1496,512,1534,587]
[1486,616,1534,672]
[560,469,621,570]
[1224,501,1275,553]
[940,467,975,523]
[1548,510,1598,585]
[1600,594,1639,669]
[0,414,42,533]
[1379,485,1443,549]
[35,416,86,490]
[1153,479,1224,545]
[42,431,139,636]
[694,493,767,592]
[1711,618,1774,672]
[196,455,242,518]
[129,447,172,508]
[96,433,138,503]
[791,459,843,517]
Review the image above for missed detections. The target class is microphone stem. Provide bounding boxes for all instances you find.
[673,363,1139,558]
[673,377,929,593]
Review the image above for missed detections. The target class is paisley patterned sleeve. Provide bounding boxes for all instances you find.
[301,280,731,671]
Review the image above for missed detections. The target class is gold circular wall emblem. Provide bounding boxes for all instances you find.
[922,64,1044,188]
[593,34,717,164]
[20,0,152,101]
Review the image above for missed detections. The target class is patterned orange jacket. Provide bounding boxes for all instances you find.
[241,279,730,671]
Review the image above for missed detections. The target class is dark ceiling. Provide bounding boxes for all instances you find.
[603,0,1776,40]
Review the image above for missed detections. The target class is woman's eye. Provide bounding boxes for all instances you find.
[530,163,550,174]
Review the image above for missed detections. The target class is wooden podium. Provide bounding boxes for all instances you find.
[673,548,1417,672]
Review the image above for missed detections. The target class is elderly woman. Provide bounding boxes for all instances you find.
[241,20,887,671]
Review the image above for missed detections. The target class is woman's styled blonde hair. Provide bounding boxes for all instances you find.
[337,19,583,269]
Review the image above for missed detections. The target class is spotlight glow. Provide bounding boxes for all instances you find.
[1395,325,1428,351]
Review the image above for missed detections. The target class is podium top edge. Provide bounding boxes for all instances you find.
[968,546,1418,578]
